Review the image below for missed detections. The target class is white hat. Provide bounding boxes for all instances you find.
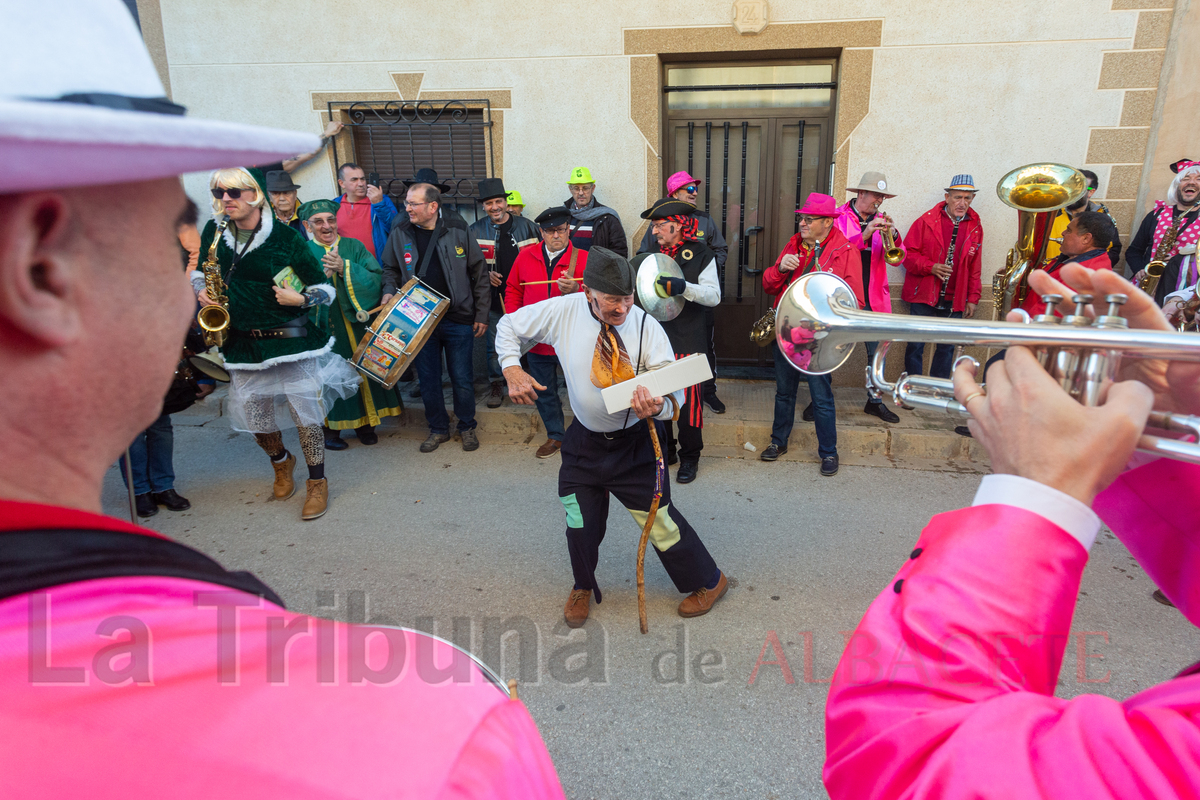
[0,1,320,194]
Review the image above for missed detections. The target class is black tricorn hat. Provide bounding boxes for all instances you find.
[477,177,507,201]
[1171,159,1198,174]
[641,198,694,220]
[404,168,451,193]
[535,206,572,228]
[265,170,301,192]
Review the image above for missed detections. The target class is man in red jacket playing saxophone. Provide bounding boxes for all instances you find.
[760,193,862,477]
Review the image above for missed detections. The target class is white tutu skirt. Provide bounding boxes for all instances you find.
[226,343,361,433]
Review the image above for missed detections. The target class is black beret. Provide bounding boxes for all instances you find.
[535,207,572,228]
[641,198,694,220]
[582,246,635,296]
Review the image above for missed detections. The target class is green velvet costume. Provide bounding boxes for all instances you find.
[307,235,404,430]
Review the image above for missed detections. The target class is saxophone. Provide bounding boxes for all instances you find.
[751,242,813,346]
[1139,201,1200,298]
[197,215,232,347]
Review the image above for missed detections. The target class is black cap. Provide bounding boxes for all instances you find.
[582,247,635,296]
[535,206,572,228]
[1171,159,1197,174]
[265,170,301,192]
[641,198,694,220]
[478,178,507,201]
[404,168,451,192]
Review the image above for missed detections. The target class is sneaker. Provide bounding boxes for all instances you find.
[704,394,727,414]
[760,443,787,462]
[864,402,900,423]
[460,428,480,451]
[802,403,815,422]
[419,432,451,453]
[486,382,503,408]
[820,455,839,477]
[536,438,562,458]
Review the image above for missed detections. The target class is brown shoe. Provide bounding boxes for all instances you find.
[301,478,328,520]
[678,572,728,618]
[536,438,562,459]
[271,453,296,500]
[563,588,591,628]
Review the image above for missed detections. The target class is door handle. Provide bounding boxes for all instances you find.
[742,227,766,274]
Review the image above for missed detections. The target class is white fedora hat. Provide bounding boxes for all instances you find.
[0,1,319,194]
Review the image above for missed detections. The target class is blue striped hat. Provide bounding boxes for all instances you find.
[945,174,978,192]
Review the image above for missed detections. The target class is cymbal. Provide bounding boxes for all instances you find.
[632,252,685,322]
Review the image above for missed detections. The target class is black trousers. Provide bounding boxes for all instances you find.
[558,419,717,602]
[665,383,703,461]
[702,310,718,399]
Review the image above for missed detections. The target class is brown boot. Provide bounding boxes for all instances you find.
[678,572,728,618]
[301,478,328,520]
[271,453,296,500]
[563,588,591,628]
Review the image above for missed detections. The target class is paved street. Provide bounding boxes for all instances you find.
[103,417,1200,800]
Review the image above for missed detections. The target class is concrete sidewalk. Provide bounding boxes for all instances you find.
[180,376,990,473]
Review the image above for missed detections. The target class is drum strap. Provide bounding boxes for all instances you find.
[0,529,284,607]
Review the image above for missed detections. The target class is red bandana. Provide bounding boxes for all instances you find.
[659,215,699,259]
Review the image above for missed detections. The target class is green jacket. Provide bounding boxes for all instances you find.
[306,235,383,358]
[198,210,333,367]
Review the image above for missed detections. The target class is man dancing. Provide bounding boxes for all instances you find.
[299,199,402,449]
[196,168,359,520]
[496,248,727,627]
[638,198,721,483]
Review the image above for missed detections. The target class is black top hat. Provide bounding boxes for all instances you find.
[404,168,451,193]
[1171,159,1198,174]
[265,170,301,192]
[535,207,572,228]
[477,177,507,201]
[641,198,694,220]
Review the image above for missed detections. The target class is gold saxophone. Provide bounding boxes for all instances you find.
[197,215,231,347]
[751,242,814,345]
[1139,201,1200,298]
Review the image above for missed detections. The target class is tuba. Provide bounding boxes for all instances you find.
[197,215,232,348]
[993,164,1087,320]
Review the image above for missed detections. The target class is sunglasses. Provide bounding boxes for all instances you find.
[683,185,698,193]
[211,187,248,200]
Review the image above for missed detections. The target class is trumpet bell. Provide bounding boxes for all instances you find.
[632,252,685,322]
[772,271,862,375]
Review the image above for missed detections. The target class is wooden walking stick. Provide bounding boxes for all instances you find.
[636,397,677,635]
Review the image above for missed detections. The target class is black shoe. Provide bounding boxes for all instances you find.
[864,402,900,423]
[954,426,973,438]
[667,450,679,466]
[135,493,158,518]
[820,455,839,477]
[704,394,726,414]
[151,489,190,511]
[760,443,787,462]
[420,432,451,453]
[1153,589,1176,607]
[408,384,422,399]
[355,425,378,446]
[324,433,348,451]
[677,459,699,483]
[802,403,815,422]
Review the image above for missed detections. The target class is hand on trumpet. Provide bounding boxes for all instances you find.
[863,214,892,241]
[1026,265,1200,417]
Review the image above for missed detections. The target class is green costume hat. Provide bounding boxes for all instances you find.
[298,199,339,221]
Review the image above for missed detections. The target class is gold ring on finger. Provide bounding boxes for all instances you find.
[961,390,986,406]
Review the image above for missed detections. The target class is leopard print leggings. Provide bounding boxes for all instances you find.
[247,397,325,467]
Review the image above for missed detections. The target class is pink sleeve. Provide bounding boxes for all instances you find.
[824,503,1200,799]
[1094,458,1200,624]
[437,700,565,800]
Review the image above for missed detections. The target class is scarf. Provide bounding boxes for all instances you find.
[658,215,699,259]
[569,197,618,223]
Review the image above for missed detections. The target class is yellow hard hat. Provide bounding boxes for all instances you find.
[506,190,524,207]
[567,167,595,185]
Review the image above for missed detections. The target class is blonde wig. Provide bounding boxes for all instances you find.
[209,167,266,215]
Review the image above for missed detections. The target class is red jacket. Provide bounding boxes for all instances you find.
[504,243,588,356]
[1018,249,1112,317]
[835,201,903,313]
[763,226,862,310]
[901,203,983,310]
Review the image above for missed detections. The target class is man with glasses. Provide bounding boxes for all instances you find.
[504,207,589,458]
[331,162,398,259]
[761,193,861,477]
[266,170,308,239]
[1044,169,1121,267]
[564,166,628,257]
[380,182,489,453]
[638,171,729,414]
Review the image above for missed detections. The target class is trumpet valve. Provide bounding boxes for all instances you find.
[1033,293,1064,323]
[1096,294,1129,329]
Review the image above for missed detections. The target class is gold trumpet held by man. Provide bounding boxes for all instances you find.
[197,215,231,347]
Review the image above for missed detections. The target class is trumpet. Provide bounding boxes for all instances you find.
[774,271,1200,465]
[879,214,904,266]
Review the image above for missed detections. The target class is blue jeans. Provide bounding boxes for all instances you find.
[486,308,504,383]
[415,320,477,434]
[904,302,963,379]
[119,413,175,495]
[526,351,566,441]
[772,342,837,458]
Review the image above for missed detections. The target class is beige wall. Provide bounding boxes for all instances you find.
[156,0,1186,289]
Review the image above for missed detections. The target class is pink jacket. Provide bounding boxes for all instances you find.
[835,201,901,313]
[824,459,1200,799]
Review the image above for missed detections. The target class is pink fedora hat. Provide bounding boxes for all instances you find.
[796,193,838,217]
[666,170,702,196]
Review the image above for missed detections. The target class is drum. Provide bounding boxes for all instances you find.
[350,278,450,388]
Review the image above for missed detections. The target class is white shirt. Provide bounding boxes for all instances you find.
[973,474,1101,550]
[495,293,684,433]
[681,256,721,307]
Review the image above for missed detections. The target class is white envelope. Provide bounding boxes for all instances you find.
[600,353,714,414]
